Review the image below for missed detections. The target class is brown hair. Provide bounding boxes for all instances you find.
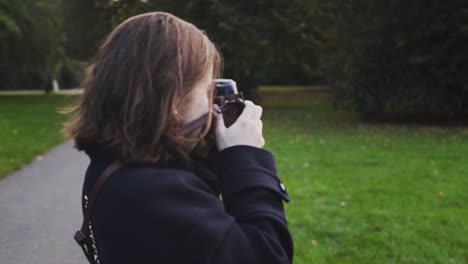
[62,12,223,163]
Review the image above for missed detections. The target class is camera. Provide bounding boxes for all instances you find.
[181,79,245,136]
[184,78,245,158]
[212,79,245,127]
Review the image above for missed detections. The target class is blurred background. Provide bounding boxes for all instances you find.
[0,0,467,263]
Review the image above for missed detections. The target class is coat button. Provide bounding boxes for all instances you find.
[279,182,286,192]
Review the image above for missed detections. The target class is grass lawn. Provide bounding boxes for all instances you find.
[260,89,468,263]
[0,95,73,179]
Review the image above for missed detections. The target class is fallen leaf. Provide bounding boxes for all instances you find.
[310,240,318,247]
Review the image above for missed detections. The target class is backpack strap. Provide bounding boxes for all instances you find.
[74,160,127,263]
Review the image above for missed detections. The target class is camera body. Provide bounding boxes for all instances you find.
[212,79,245,127]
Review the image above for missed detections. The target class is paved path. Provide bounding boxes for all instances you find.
[0,141,89,264]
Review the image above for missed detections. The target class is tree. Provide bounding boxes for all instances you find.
[320,0,468,118]
[0,0,64,90]
[64,0,321,100]
[63,0,147,61]
[144,0,320,100]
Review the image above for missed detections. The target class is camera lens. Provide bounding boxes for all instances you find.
[214,79,238,96]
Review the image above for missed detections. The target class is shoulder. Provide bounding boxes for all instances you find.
[100,163,212,203]
[92,160,232,236]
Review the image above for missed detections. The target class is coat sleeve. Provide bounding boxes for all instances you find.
[204,145,293,264]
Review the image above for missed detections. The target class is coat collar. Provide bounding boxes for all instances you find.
[86,147,218,180]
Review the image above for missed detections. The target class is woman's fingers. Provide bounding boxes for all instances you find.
[241,100,263,120]
[238,100,256,121]
[252,105,263,120]
[215,99,265,151]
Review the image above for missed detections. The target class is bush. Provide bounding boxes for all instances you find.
[323,0,468,118]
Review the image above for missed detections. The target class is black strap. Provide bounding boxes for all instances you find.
[181,104,222,136]
[74,160,127,263]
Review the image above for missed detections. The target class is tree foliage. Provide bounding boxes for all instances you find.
[64,0,320,100]
[0,0,64,89]
[320,0,468,118]
[63,0,147,60]
[4,0,467,119]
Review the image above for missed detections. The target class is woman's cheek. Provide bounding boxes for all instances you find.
[196,93,209,116]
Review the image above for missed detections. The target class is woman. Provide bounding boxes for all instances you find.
[64,11,293,264]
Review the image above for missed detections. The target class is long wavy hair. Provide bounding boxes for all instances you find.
[62,12,223,163]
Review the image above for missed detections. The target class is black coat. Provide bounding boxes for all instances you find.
[81,145,294,264]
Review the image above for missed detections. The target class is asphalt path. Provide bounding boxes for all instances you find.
[0,140,89,264]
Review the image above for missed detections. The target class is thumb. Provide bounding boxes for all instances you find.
[215,111,226,136]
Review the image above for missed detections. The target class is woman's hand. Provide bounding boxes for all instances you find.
[214,100,265,151]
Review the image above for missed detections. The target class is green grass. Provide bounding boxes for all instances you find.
[260,88,468,263]
[0,95,71,179]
